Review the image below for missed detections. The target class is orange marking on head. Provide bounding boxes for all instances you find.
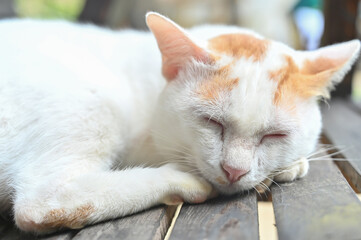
[197,64,239,100]
[208,34,269,61]
[269,55,345,105]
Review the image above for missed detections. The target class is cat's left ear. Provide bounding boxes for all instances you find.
[300,40,360,98]
[146,12,210,81]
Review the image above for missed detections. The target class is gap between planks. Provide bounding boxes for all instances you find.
[164,204,182,240]
[321,135,361,193]
[321,101,361,192]
[163,199,278,240]
[258,201,278,240]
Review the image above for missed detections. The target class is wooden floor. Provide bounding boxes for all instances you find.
[1,99,361,240]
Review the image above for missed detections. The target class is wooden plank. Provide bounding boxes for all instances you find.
[0,218,12,239]
[72,206,175,240]
[322,99,361,191]
[0,217,37,240]
[272,161,361,240]
[351,99,361,113]
[0,216,77,240]
[169,192,259,240]
[0,224,37,240]
[41,231,77,240]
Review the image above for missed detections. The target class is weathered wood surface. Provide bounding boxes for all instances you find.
[169,192,259,240]
[0,206,172,240]
[0,217,77,240]
[322,99,361,191]
[272,160,361,240]
[42,232,77,240]
[0,217,37,240]
[72,205,174,240]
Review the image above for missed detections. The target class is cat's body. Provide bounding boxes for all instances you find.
[0,21,162,209]
[0,13,359,234]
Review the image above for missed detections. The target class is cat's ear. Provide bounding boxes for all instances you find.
[300,40,360,98]
[146,12,210,81]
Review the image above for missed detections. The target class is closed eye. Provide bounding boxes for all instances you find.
[203,117,224,139]
[204,117,223,128]
[260,133,287,144]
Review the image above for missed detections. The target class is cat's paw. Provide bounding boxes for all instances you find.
[273,157,309,182]
[161,164,215,205]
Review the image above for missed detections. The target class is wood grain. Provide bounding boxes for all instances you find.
[72,205,175,240]
[0,217,76,240]
[0,222,37,240]
[0,206,173,240]
[272,161,361,240]
[322,99,361,191]
[0,218,12,239]
[169,192,259,240]
[40,231,78,240]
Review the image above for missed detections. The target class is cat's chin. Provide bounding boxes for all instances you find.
[213,182,254,195]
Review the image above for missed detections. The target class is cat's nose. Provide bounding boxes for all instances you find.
[221,164,249,183]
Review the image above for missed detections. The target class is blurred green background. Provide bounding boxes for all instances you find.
[15,0,85,20]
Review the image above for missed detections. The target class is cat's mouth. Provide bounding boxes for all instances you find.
[210,177,258,195]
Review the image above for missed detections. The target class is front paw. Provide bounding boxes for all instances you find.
[161,164,216,205]
[273,157,309,182]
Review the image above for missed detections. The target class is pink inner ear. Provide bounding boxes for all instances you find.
[162,44,209,80]
[303,57,347,75]
[146,13,210,81]
[302,40,360,75]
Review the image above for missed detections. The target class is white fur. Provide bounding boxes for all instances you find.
[0,13,359,233]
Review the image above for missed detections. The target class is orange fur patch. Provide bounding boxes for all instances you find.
[216,176,227,185]
[269,55,345,104]
[197,65,239,100]
[40,204,95,230]
[208,34,269,61]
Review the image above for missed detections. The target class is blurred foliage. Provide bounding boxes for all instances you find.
[15,0,85,20]
[352,71,361,101]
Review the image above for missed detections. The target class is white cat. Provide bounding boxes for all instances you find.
[0,12,359,234]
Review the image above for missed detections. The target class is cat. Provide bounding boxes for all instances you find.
[0,12,359,234]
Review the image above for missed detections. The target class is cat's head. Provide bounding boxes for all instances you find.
[146,12,360,194]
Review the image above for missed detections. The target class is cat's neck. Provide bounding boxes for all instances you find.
[117,133,164,169]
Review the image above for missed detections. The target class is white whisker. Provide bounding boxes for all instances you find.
[252,186,262,197]
[265,176,283,192]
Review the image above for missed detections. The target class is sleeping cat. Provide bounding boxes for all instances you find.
[0,12,359,234]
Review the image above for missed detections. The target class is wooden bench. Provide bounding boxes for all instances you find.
[1,98,361,239]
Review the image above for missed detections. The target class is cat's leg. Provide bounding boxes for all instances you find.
[273,157,309,182]
[14,164,213,234]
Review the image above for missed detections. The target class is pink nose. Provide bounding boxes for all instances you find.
[222,164,249,183]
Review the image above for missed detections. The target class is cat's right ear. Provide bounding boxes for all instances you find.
[146,12,210,81]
